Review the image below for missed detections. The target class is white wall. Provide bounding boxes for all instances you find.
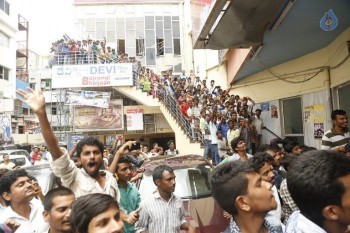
[0,4,18,99]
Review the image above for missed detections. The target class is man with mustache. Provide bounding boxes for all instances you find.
[43,186,75,233]
[135,165,194,233]
[0,169,49,233]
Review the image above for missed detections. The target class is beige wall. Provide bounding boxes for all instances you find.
[231,28,350,103]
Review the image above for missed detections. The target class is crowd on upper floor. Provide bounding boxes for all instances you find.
[48,38,140,67]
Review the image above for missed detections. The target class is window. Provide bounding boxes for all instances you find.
[136,39,144,56]
[4,1,9,15]
[0,65,9,80]
[281,97,304,138]
[0,0,10,15]
[0,31,9,47]
[156,38,164,56]
[40,79,51,90]
[118,39,125,54]
[173,38,181,55]
[51,106,57,115]
[337,82,350,116]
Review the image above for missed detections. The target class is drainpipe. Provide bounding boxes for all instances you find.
[325,66,333,112]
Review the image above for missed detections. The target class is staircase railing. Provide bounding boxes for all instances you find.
[123,69,204,144]
[158,90,204,144]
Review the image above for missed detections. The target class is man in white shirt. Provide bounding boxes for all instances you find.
[0,154,15,170]
[135,165,194,233]
[286,150,350,233]
[252,109,265,145]
[0,169,49,233]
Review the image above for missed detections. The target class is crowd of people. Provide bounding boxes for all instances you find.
[0,88,189,233]
[1,39,350,232]
[49,38,140,67]
[136,68,266,165]
[1,86,350,233]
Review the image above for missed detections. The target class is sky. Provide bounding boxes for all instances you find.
[15,0,75,55]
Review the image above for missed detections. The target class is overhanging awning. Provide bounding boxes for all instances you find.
[194,0,285,50]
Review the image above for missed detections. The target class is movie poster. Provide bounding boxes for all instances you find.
[74,99,123,131]
[314,123,324,139]
[271,105,278,118]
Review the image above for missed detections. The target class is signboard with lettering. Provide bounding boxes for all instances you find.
[126,109,144,131]
[51,63,133,88]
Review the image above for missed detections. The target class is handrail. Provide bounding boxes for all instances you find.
[48,51,135,67]
[158,89,204,144]
[263,126,283,140]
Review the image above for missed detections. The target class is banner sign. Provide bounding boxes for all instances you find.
[67,134,85,152]
[0,115,11,142]
[74,99,123,131]
[52,63,133,88]
[126,109,144,131]
[65,90,111,108]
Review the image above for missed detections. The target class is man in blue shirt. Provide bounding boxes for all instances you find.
[110,141,141,233]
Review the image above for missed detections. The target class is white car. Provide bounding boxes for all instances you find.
[0,150,32,168]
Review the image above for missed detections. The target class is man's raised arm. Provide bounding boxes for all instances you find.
[16,88,64,161]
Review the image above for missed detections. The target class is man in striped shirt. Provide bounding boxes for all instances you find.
[135,165,194,233]
[321,109,350,152]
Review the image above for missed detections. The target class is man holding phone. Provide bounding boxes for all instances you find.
[109,144,141,233]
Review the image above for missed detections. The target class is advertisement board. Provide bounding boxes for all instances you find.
[52,63,133,88]
[74,99,123,131]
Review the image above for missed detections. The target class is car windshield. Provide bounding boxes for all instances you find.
[139,160,213,200]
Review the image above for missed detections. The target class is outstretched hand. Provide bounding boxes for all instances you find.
[16,88,46,114]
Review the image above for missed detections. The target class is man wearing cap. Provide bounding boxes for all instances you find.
[321,109,350,152]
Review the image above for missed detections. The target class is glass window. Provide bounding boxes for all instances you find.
[145,16,155,29]
[106,31,116,43]
[106,18,115,31]
[4,0,9,15]
[155,16,163,20]
[136,39,145,56]
[126,17,135,29]
[172,20,180,37]
[164,16,171,29]
[338,83,350,116]
[146,48,156,66]
[0,31,9,47]
[118,40,125,54]
[156,21,164,38]
[85,18,95,31]
[173,38,181,55]
[172,16,179,20]
[116,19,125,39]
[136,21,144,38]
[125,30,135,48]
[0,0,4,11]
[96,21,105,40]
[156,38,164,56]
[282,97,303,135]
[164,29,172,47]
[145,30,155,47]
[0,65,9,80]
